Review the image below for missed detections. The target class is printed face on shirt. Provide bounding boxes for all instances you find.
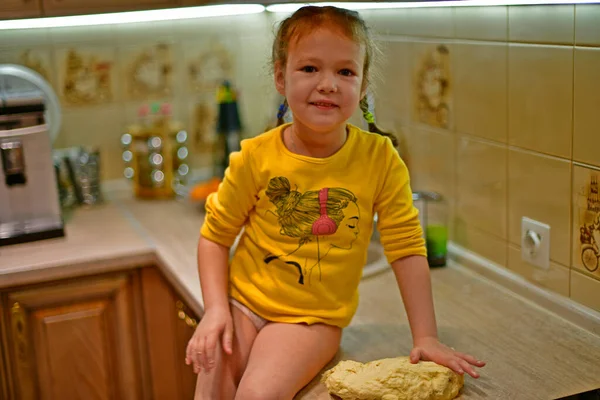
[275,28,366,134]
[330,201,360,250]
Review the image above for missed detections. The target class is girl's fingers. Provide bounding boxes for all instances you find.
[458,358,479,379]
[204,333,218,373]
[455,351,486,367]
[195,337,205,374]
[447,358,464,375]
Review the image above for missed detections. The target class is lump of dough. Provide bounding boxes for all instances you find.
[321,356,463,400]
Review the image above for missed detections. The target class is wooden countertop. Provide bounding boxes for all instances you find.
[1,189,599,399]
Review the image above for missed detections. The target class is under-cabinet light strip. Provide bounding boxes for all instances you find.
[266,0,600,12]
[0,4,265,30]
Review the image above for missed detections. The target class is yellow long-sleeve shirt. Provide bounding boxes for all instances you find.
[200,123,426,328]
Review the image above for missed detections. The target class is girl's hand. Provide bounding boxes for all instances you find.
[185,307,234,374]
[410,337,486,379]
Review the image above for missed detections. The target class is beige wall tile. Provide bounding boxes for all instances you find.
[176,12,268,39]
[406,126,456,241]
[456,136,507,239]
[404,8,454,38]
[509,5,575,45]
[508,45,573,158]
[508,148,571,266]
[454,6,507,42]
[237,34,279,136]
[0,28,50,49]
[374,40,411,129]
[454,219,508,267]
[50,24,116,46]
[508,245,570,297]
[411,41,453,131]
[575,4,600,47]
[572,164,600,279]
[115,20,176,45]
[58,104,126,181]
[571,269,600,312]
[454,42,507,143]
[405,126,455,202]
[363,9,409,36]
[573,47,600,168]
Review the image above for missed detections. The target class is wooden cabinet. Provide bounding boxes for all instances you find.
[0,267,200,400]
[0,301,9,400]
[180,0,212,6]
[0,0,42,19]
[3,273,145,400]
[139,267,198,399]
[42,0,179,16]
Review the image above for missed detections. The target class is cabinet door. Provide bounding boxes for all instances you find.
[0,0,42,19]
[140,267,198,399]
[5,273,144,400]
[0,301,9,400]
[42,0,179,16]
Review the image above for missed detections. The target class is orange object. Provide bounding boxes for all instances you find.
[190,177,221,202]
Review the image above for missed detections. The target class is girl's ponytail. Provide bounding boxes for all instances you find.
[359,95,398,147]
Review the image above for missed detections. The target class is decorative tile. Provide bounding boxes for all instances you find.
[412,42,453,131]
[573,47,600,168]
[456,135,507,239]
[571,269,600,312]
[508,245,569,297]
[186,94,218,151]
[119,43,175,101]
[453,42,507,143]
[575,4,600,47]
[508,148,571,266]
[508,44,573,158]
[454,6,508,42]
[509,5,575,45]
[572,164,600,280]
[0,47,54,85]
[55,46,117,107]
[183,38,236,94]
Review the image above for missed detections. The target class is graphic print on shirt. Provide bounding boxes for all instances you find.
[263,176,360,285]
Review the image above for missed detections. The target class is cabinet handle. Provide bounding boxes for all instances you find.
[176,301,198,329]
[11,302,29,363]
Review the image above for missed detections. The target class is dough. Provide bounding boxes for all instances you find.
[321,357,463,400]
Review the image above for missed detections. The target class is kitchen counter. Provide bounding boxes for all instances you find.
[1,189,600,399]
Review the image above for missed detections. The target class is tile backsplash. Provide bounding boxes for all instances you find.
[1,4,599,313]
[363,4,600,314]
[0,12,279,180]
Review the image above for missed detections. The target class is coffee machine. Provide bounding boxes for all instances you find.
[0,64,64,246]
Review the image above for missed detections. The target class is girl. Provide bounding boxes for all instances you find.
[186,6,485,399]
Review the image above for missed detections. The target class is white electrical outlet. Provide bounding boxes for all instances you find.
[521,217,551,270]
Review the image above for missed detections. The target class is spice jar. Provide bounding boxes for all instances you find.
[121,103,189,199]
